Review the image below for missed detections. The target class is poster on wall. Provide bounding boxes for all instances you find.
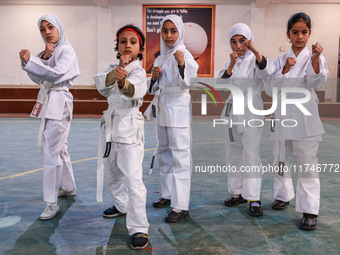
[143,5,215,77]
[338,37,340,102]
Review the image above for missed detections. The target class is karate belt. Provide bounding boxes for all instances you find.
[96,106,140,202]
[144,86,190,175]
[30,82,69,153]
[271,113,287,177]
[220,89,262,141]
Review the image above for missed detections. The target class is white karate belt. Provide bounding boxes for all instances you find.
[144,86,189,175]
[30,82,69,153]
[96,106,140,202]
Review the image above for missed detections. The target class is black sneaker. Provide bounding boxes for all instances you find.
[249,201,263,217]
[131,232,149,249]
[102,205,126,218]
[224,195,247,207]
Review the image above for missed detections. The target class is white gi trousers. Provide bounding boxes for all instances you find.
[273,140,320,215]
[225,126,263,201]
[156,125,191,211]
[43,103,76,203]
[105,132,149,235]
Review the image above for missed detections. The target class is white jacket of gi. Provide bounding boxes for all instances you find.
[146,48,198,127]
[94,60,147,144]
[22,45,79,120]
[218,52,274,133]
[265,45,328,163]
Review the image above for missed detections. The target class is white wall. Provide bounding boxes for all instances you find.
[1,2,339,101]
[0,5,97,86]
[261,3,340,101]
[215,4,250,74]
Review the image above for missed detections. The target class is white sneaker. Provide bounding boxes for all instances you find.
[58,187,76,197]
[39,203,60,220]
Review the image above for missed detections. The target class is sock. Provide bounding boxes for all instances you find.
[250,201,260,207]
[233,194,241,198]
[47,202,57,207]
[173,208,182,213]
[303,213,318,219]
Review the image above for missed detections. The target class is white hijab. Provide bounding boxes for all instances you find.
[38,14,72,51]
[159,14,186,67]
[228,23,254,59]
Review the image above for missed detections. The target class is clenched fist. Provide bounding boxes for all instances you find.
[151,66,162,82]
[174,50,185,67]
[19,49,30,63]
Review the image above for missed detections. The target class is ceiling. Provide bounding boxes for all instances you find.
[0,0,338,6]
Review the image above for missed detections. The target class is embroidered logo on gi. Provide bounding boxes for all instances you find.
[229,128,234,142]
[152,104,156,118]
[31,102,43,117]
[225,102,232,117]
[270,115,276,132]
[103,142,112,158]
[278,161,285,176]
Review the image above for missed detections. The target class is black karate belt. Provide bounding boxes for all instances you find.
[278,161,284,176]
[150,155,155,169]
[103,142,112,158]
[152,104,156,118]
[270,115,275,132]
[225,102,232,117]
[229,128,234,142]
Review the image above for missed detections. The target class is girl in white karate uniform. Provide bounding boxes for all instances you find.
[94,25,149,249]
[218,23,274,216]
[146,15,198,223]
[265,13,328,230]
[19,14,79,220]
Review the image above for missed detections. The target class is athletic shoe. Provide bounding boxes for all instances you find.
[39,203,60,220]
[102,205,126,218]
[131,232,149,249]
[58,187,76,197]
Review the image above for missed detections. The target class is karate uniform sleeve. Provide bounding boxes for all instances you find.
[264,55,286,97]
[216,61,233,87]
[146,57,160,95]
[20,51,44,84]
[22,46,78,85]
[123,65,147,100]
[220,61,233,79]
[255,56,275,81]
[178,50,199,89]
[22,65,43,85]
[147,77,159,95]
[94,65,117,98]
[306,54,328,89]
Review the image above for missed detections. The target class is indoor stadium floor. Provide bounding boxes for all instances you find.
[1,118,339,254]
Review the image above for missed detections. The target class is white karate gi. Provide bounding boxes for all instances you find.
[218,23,274,201]
[265,45,328,215]
[94,60,149,235]
[21,14,79,204]
[145,15,199,211]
